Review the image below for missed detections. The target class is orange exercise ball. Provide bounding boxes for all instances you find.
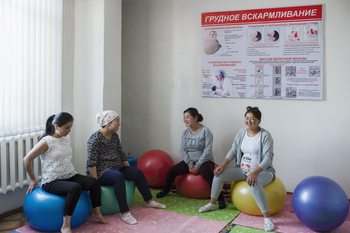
[230,177,286,216]
[136,150,174,188]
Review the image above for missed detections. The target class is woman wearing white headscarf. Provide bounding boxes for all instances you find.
[86,110,166,225]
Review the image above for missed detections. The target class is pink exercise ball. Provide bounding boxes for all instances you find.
[136,150,175,188]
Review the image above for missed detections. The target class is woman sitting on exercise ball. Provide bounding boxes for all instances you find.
[199,106,276,232]
[157,107,225,208]
[86,110,166,225]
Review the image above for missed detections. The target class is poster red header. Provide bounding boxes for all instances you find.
[202,5,322,26]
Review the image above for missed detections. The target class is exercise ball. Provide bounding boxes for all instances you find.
[91,181,135,214]
[23,188,90,232]
[136,150,175,187]
[175,173,211,199]
[230,177,286,216]
[292,176,349,232]
[128,156,138,167]
[175,164,218,199]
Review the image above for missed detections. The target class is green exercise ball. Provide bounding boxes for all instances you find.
[90,180,135,214]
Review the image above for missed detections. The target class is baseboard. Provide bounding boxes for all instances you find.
[0,207,23,220]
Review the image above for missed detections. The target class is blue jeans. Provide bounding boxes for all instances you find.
[99,166,152,213]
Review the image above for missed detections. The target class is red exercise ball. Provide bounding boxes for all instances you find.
[175,173,211,199]
[175,164,218,199]
[136,150,175,188]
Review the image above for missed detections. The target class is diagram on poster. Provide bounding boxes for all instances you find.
[201,5,323,100]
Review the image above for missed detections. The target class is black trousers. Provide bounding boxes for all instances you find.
[42,174,101,216]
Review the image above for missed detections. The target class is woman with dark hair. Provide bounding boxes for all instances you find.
[199,107,276,232]
[23,112,108,233]
[86,110,166,225]
[156,108,225,208]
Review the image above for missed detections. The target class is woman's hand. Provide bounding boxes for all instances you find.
[246,167,263,186]
[26,179,40,194]
[123,161,130,167]
[214,165,225,177]
[192,167,199,174]
[246,172,258,186]
[188,164,195,173]
[214,158,230,177]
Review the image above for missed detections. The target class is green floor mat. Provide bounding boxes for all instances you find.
[132,188,240,223]
[228,225,266,233]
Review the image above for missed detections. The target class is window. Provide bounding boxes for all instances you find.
[0,0,63,138]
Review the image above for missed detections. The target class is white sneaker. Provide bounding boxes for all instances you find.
[198,202,217,213]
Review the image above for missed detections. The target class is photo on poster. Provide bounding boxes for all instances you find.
[273,88,281,97]
[248,29,262,43]
[286,26,300,42]
[203,30,222,55]
[273,77,281,85]
[285,66,296,77]
[286,87,297,98]
[256,76,264,85]
[309,66,320,77]
[255,66,264,74]
[255,87,264,96]
[303,25,318,41]
[273,66,281,75]
[265,28,280,42]
[212,69,233,97]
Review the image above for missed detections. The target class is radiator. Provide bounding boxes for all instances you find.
[0,131,43,195]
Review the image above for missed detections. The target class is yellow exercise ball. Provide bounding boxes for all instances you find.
[230,177,286,216]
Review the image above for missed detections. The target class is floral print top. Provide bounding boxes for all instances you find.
[86,131,128,178]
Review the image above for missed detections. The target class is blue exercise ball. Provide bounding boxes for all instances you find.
[292,176,349,231]
[23,188,90,232]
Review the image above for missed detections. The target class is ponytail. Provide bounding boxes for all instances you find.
[39,112,74,140]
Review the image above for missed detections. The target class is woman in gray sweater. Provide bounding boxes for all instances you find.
[199,106,276,232]
[156,107,225,208]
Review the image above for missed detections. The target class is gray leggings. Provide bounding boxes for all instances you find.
[211,166,273,213]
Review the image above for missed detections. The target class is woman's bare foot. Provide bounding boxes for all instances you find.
[61,226,72,233]
[92,211,109,224]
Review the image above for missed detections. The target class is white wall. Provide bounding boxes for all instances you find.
[0,0,122,215]
[121,0,350,197]
[73,0,122,173]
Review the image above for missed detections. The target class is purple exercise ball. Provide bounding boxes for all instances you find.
[292,176,349,231]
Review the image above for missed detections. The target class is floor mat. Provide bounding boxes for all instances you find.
[232,210,350,233]
[15,204,227,233]
[133,188,240,223]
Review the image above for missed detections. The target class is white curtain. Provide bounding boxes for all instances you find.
[0,0,62,138]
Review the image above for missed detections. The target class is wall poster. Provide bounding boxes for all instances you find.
[201,5,323,100]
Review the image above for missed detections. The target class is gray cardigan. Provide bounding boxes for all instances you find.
[225,127,275,175]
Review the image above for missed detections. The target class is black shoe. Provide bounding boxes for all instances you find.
[218,200,226,209]
[156,191,168,198]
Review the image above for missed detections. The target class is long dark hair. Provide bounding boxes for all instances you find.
[184,107,203,122]
[40,112,74,140]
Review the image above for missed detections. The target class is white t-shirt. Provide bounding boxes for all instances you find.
[240,131,261,175]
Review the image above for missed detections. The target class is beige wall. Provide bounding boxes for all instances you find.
[121,0,350,196]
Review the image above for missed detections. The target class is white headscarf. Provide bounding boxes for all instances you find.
[96,110,119,128]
